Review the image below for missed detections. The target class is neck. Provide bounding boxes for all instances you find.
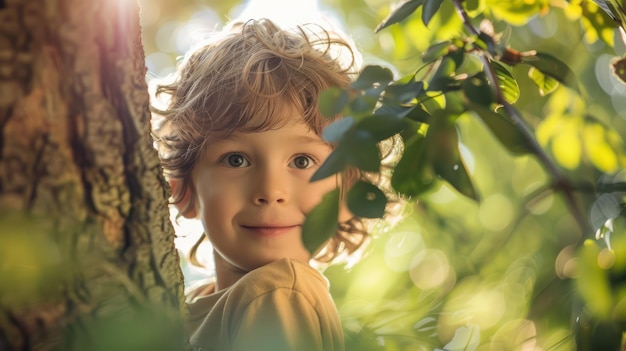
[213,250,248,291]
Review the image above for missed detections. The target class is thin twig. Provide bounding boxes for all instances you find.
[449,0,591,235]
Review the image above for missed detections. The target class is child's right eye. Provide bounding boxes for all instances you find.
[221,153,250,168]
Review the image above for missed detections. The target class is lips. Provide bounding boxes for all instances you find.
[241,225,300,238]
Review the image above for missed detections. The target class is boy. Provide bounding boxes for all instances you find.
[151,18,370,351]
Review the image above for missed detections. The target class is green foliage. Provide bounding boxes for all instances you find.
[312,0,626,350]
[302,188,340,255]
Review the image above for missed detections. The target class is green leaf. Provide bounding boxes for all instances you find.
[528,66,559,96]
[318,87,349,118]
[354,114,408,141]
[375,0,425,32]
[346,131,381,172]
[302,188,340,255]
[521,52,579,93]
[491,60,520,104]
[311,146,348,181]
[404,104,431,123]
[322,116,355,143]
[462,72,494,106]
[349,94,379,115]
[383,80,425,104]
[391,134,434,197]
[422,0,444,27]
[422,41,452,62]
[469,103,534,155]
[346,181,387,218]
[428,56,461,92]
[352,65,394,91]
[428,119,480,201]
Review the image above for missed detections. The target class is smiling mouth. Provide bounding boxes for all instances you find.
[241,225,300,238]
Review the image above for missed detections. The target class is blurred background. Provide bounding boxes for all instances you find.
[139,0,626,349]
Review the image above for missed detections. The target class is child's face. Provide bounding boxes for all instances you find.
[188,113,342,272]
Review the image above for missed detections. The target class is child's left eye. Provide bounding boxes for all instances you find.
[289,155,315,169]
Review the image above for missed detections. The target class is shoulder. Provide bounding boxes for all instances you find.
[241,258,327,289]
[226,258,330,307]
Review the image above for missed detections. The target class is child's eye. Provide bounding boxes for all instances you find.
[289,155,315,169]
[221,153,250,168]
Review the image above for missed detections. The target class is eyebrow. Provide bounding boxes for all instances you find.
[291,135,331,146]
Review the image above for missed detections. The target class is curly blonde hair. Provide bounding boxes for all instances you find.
[151,18,374,266]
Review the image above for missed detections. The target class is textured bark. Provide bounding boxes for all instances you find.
[0,0,185,350]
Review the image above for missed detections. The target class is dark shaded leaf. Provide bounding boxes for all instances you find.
[311,146,348,181]
[383,80,425,104]
[302,188,340,255]
[391,134,434,197]
[428,56,461,92]
[521,52,579,93]
[375,0,425,32]
[491,60,520,103]
[469,102,534,155]
[322,116,355,143]
[422,0,444,27]
[347,181,387,218]
[346,131,381,172]
[319,87,349,118]
[350,94,379,115]
[462,72,494,106]
[351,65,394,91]
[355,114,408,141]
[404,104,431,123]
[428,119,480,201]
[423,41,452,62]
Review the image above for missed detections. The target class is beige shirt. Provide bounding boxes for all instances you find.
[187,259,344,351]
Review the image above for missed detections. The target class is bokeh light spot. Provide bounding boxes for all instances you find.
[478,193,513,231]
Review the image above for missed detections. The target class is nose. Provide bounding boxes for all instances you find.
[252,165,288,206]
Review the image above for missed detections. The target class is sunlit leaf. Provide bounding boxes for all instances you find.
[391,134,433,196]
[552,127,581,170]
[522,52,579,93]
[375,0,425,32]
[575,240,614,319]
[584,122,619,172]
[428,118,480,201]
[528,66,559,96]
[580,0,616,46]
[442,324,481,351]
[302,188,340,255]
[346,181,387,218]
[422,0,444,27]
[470,103,533,155]
[491,60,520,103]
[319,87,349,117]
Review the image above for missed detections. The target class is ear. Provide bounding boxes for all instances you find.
[168,178,198,219]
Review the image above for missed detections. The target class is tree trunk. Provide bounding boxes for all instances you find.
[0,0,185,350]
